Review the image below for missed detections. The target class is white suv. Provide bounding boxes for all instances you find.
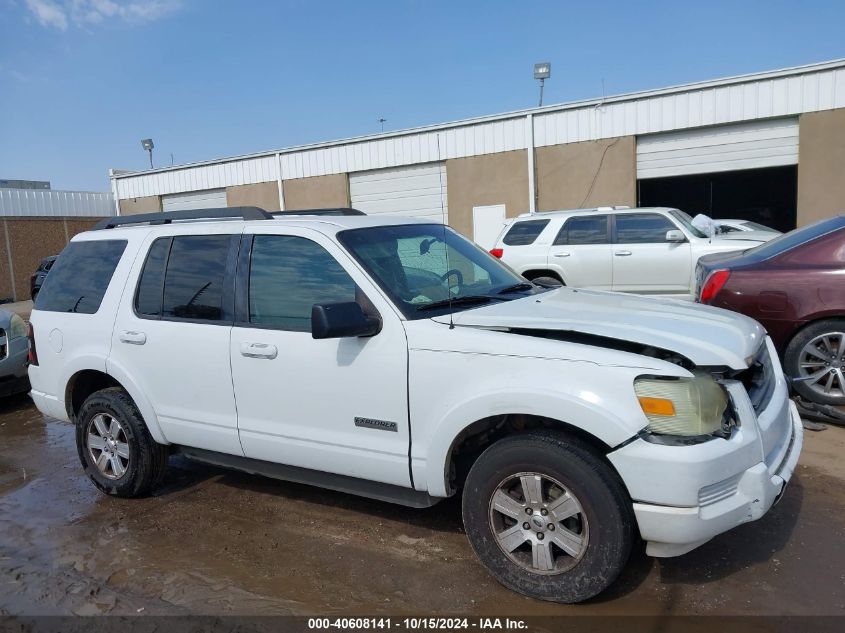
[28,206,802,603]
[491,207,772,300]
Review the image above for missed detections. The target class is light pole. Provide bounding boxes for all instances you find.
[534,62,551,107]
[378,117,387,132]
[141,138,155,169]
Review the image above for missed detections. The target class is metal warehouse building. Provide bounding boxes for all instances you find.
[112,59,845,247]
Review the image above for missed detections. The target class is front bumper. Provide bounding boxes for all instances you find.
[608,337,803,557]
[630,402,802,557]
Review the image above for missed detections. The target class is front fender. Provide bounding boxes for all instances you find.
[418,389,636,497]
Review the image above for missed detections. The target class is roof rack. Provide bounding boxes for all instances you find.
[272,208,366,217]
[91,206,273,230]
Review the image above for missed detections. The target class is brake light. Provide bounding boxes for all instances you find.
[700,270,731,303]
[490,248,503,258]
[27,323,38,366]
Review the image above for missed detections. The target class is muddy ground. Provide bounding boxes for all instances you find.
[0,393,843,617]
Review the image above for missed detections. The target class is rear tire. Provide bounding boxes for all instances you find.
[75,387,169,497]
[785,319,845,405]
[461,430,633,603]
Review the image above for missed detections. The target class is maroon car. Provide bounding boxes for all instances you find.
[696,215,845,405]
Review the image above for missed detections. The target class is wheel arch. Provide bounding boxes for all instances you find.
[521,269,566,284]
[65,361,169,445]
[421,392,636,498]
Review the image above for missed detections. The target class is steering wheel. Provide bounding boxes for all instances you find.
[440,268,464,290]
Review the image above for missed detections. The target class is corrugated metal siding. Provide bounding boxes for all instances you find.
[0,188,114,217]
[114,62,845,200]
[349,163,448,222]
[637,118,800,179]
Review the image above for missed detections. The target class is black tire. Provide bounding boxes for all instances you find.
[462,430,634,603]
[75,387,169,497]
[785,319,845,405]
[30,288,38,301]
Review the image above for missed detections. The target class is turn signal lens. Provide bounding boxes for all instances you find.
[638,396,676,417]
[489,248,504,258]
[700,269,731,303]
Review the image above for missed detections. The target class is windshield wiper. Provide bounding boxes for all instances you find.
[497,282,534,294]
[416,295,508,312]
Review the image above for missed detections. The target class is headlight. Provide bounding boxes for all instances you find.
[634,372,730,438]
[8,314,27,340]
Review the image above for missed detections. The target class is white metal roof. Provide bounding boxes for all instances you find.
[1,188,114,217]
[112,58,845,200]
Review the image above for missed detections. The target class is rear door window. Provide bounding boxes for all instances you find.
[35,240,126,314]
[502,219,550,245]
[157,235,232,322]
[615,213,677,244]
[554,216,609,245]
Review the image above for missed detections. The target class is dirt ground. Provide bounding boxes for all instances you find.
[0,393,843,617]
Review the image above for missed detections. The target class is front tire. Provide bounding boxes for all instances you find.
[75,387,169,497]
[785,319,845,405]
[462,431,634,603]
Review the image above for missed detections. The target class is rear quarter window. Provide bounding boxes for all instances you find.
[35,240,127,314]
[502,219,550,246]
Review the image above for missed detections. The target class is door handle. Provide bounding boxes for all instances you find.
[119,330,146,345]
[240,342,278,360]
[552,252,571,258]
[614,251,632,257]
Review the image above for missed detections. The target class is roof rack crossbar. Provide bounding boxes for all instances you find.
[92,206,273,230]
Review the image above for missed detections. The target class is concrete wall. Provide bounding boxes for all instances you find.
[536,136,636,211]
[118,195,161,216]
[797,108,845,226]
[226,181,281,211]
[283,174,349,210]
[445,150,529,237]
[0,217,103,302]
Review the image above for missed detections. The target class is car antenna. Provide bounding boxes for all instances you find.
[436,133,454,330]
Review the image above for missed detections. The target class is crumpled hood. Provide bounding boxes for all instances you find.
[432,288,765,370]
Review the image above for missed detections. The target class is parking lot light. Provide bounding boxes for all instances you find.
[534,62,551,106]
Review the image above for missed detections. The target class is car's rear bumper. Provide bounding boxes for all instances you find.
[626,401,802,557]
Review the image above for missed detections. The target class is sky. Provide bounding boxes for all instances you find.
[1,0,844,192]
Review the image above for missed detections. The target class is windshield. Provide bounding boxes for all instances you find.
[742,216,845,260]
[741,221,777,232]
[667,209,707,239]
[339,223,535,319]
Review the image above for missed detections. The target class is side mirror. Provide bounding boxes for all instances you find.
[665,229,686,243]
[312,302,381,339]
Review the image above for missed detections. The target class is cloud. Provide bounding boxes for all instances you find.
[24,0,181,30]
[25,0,68,30]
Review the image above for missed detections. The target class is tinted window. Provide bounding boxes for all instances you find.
[616,213,676,244]
[249,235,356,331]
[554,216,608,245]
[135,238,170,317]
[744,216,845,260]
[36,240,126,314]
[503,220,549,245]
[161,235,230,321]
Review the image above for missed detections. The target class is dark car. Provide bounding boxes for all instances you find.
[30,255,56,300]
[696,215,845,405]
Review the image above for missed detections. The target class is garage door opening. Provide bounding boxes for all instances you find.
[637,165,798,233]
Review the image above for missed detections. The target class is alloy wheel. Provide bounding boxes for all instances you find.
[488,472,589,575]
[796,331,845,398]
[86,413,130,480]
